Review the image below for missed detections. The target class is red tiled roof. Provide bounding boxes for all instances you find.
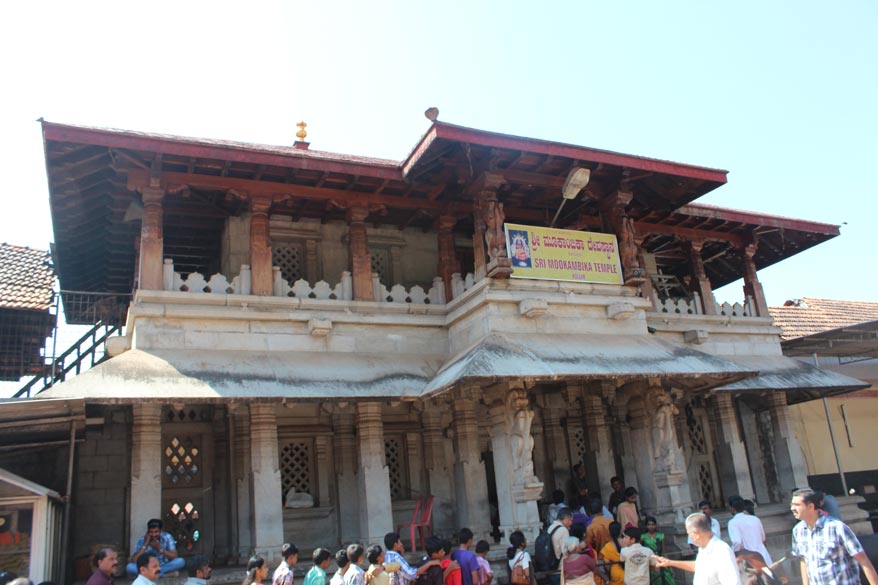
[0,243,55,311]
[769,298,878,340]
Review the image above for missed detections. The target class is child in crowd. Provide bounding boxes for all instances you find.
[599,522,625,585]
[305,549,333,585]
[366,545,401,585]
[615,489,640,529]
[416,537,457,585]
[330,550,350,585]
[506,531,531,585]
[439,540,462,585]
[618,528,654,585]
[474,541,493,585]
[242,556,268,585]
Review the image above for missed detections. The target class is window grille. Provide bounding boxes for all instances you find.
[280,441,313,498]
[273,242,304,284]
[371,248,391,285]
[573,428,586,465]
[163,436,202,487]
[384,436,407,500]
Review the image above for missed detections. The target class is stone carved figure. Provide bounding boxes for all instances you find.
[507,390,538,484]
[482,196,507,263]
[652,389,679,472]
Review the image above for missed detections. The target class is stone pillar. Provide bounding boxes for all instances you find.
[452,394,492,539]
[249,404,284,562]
[581,382,616,498]
[684,239,717,315]
[250,198,273,296]
[305,239,320,282]
[599,191,644,286]
[356,402,394,544]
[767,393,808,499]
[315,435,332,507]
[333,409,360,543]
[212,409,231,560]
[710,393,756,501]
[138,186,165,290]
[644,384,694,524]
[423,409,455,534]
[347,206,374,301]
[129,403,162,554]
[610,397,638,492]
[627,395,658,515]
[486,383,543,542]
[437,215,460,300]
[740,242,769,317]
[231,405,253,560]
[541,396,571,495]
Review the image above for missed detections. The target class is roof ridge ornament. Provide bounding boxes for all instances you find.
[294,121,309,150]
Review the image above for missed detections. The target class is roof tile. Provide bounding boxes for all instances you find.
[0,243,55,311]
[769,298,878,340]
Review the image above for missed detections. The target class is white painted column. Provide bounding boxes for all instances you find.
[334,408,360,543]
[423,409,455,534]
[130,403,162,554]
[486,383,542,542]
[357,402,394,544]
[581,383,616,498]
[250,403,284,562]
[452,395,492,539]
[768,393,809,498]
[710,393,756,501]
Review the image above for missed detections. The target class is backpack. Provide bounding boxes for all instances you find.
[533,524,562,572]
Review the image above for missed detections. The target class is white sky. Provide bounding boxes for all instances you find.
[1,0,877,392]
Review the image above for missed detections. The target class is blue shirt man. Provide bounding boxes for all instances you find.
[126,519,185,577]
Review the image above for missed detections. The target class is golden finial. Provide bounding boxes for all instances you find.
[296,121,308,142]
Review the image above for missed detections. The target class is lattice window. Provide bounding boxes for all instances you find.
[385,436,408,500]
[573,429,586,465]
[164,499,201,553]
[163,436,201,487]
[697,463,715,503]
[274,242,304,284]
[371,248,391,285]
[685,405,707,455]
[280,441,313,498]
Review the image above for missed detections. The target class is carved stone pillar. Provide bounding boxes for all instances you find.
[333,409,360,543]
[599,191,644,285]
[356,402,393,544]
[249,404,284,562]
[315,435,332,506]
[767,393,808,498]
[212,409,231,560]
[627,393,658,515]
[581,382,616,498]
[611,396,639,493]
[347,206,374,301]
[709,393,756,501]
[541,396,570,496]
[305,239,320,282]
[249,198,273,296]
[644,383,694,524]
[231,405,252,560]
[129,403,162,554]
[423,409,455,534]
[437,215,460,300]
[486,382,543,542]
[740,242,769,317]
[452,394,492,539]
[684,239,717,315]
[138,186,165,290]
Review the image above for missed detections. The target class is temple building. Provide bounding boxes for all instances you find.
[0,119,871,578]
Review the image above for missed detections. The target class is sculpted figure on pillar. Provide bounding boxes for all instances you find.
[482,195,507,264]
[651,388,679,473]
[507,388,539,485]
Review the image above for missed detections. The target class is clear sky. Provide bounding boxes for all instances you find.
[1,0,876,310]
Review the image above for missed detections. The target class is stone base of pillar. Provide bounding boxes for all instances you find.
[487,258,513,278]
[653,470,693,525]
[716,441,756,502]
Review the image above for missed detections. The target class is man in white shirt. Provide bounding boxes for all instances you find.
[344,544,366,585]
[329,549,350,585]
[655,512,741,585]
[688,500,721,548]
[133,553,161,585]
[727,496,772,565]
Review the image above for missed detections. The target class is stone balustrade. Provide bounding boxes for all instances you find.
[450,272,476,299]
[371,273,445,304]
[651,291,757,319]
[273,268,352,300]
[714,296,755,317]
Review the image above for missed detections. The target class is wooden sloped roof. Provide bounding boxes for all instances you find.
[41,119,840,315]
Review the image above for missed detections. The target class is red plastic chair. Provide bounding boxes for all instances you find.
[397,495,434,551]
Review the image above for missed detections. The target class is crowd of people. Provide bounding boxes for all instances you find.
[7,475,866,585]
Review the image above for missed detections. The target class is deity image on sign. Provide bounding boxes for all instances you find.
[508,229,532,268]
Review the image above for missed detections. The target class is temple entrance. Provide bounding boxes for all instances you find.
[161,408,214,556]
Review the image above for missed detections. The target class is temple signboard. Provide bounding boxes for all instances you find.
[504,223,623,285]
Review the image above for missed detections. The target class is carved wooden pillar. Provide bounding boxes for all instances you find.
[472,174,511,280]
[740,242,769,317]
[437,215,460,300]
[249,197,273,296]
[347,205,374,301]
[684,239,717,315]
[138,186,165,290]
[599,191,644,285]
[634,234,657,306]
[709,393,756,501]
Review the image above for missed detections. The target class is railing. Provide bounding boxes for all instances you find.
[450,273,476,299]
[652,293,756,318]
[372,274,445,304]
[714,296,755,317]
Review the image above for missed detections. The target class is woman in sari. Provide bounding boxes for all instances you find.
[640,517,673,585]
[598,522,624,585]
[561,537,596,585]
